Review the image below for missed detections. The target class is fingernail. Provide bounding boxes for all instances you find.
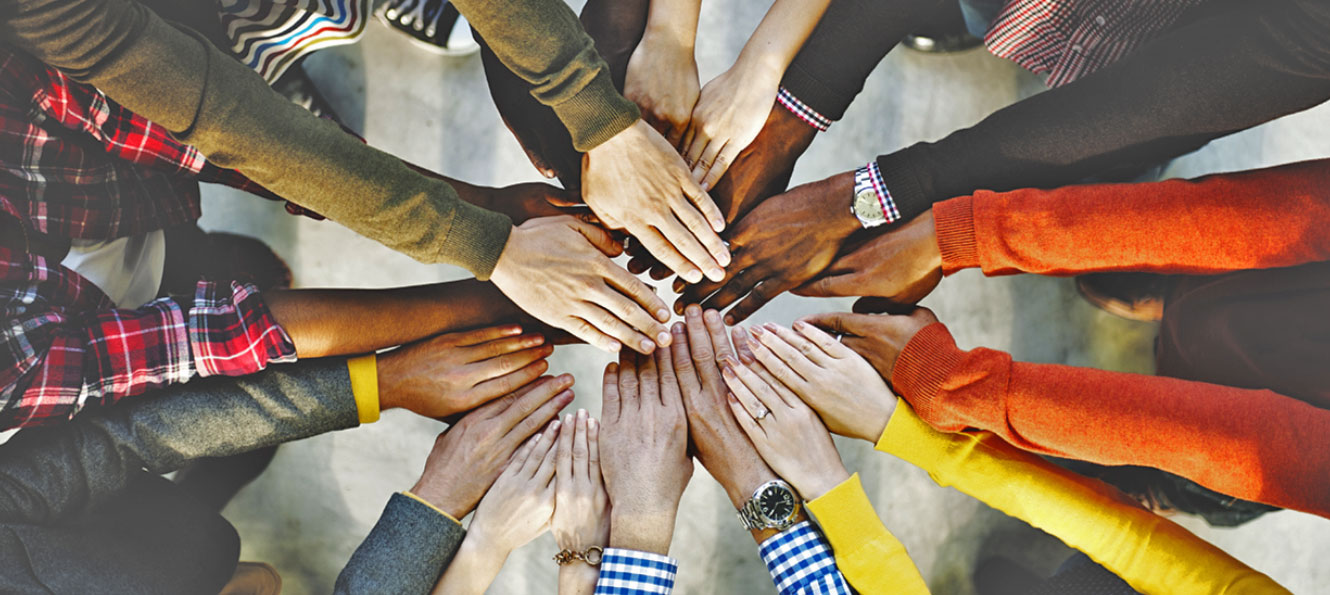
[534,432,543,441]
[724,315,735,326]
[589,418,598,427]
[704,309,721,323]
[656,309,671,322]
[578,409,587,420]
[672,322,685,334]
[750,325,765,337]
[763,323,780,333]
[794,321,809,331]
[707,268,725,282]
[508,326,523,335]
[557,390,574,402]
[640,338,656,352]
[685,270,703,284]
[716,251,731,267]
[686,304,702,316]
[657,331,672,346]
[531,335,546,346]
[565,414,573,424]
[700,182,710,192]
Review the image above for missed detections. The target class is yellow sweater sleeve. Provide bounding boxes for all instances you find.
[876,400,1289,595]
[806,473,930,595]
[346,354,381,425]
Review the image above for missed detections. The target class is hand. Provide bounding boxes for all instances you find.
[670,306,778,508]
[799,308,940,385]
[599,350,693,554]
[676,171,859,322]
[625,104,817,281]
[411,375,575,519]
[553,410,610,552]
[483,182,597,225]
[582,119,729,285]
[738,322,896,443]
[468,426,560,554]
[682,64,780,190]
[720,352,851,501]
[377,325,555,418]
[490,216,671,354]
[624,32,700,147]
[795,210,942,304]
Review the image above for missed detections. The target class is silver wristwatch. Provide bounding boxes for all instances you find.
[852,163,888,228]
[736,480,800,531]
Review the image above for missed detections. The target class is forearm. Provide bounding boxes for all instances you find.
[642,0,700,51]
[934,159,1330,277]
[265,280,522,358]
[877,403,1290,594]
[876,2,1330,223]
[892,323,1330,517]
[0,358,357,524]
[430,535,508,595]
[735,0,833,82]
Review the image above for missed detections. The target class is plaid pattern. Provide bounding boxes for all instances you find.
[0,47,298,429]
[985,0,1206,88]
[594,548,678,595]
[777,87,833,131]
[854,161,900,225]
[760,522,853,595]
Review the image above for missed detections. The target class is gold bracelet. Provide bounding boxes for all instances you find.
[553,545,604,566]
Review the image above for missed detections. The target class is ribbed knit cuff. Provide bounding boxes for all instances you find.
[551,68,642,152]
[891,323,967,427]
[932,196,979,274]
[438,199,513,280]
[875,149,933,229]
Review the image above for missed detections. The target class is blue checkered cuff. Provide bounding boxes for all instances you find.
[594,548,679,595]
[760,522,853,595]
[776,87,833,131]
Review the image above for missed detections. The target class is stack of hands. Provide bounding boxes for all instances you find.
[398,300,940,593]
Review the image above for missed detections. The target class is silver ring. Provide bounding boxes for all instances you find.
[754,408,770,421]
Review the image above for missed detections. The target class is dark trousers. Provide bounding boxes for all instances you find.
[0,473,239,594]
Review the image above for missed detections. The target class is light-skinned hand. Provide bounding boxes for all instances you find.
[671,306,778,509]
[599,349,693,555]
[377,325,554,418]
[676,171,860,324]
[410,375,574,519]
[553,410,609,595]
[467,426,560,555]
[582,120,729,285]
[682,64,779,190]
[739,322,896,443]
[721,354,851,501]
[490,215,671,354]
[624,31,700,147]
[795,210,943,304]
[799,308,940,385]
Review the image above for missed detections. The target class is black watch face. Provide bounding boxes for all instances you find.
[758,485,796,523]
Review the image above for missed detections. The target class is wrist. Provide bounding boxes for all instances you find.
[823,171,864,237]
[609,509,677,555]
[409,477,472,520]
[721,465,780,509]
[795,465,853,502]
[641,24,696,54]
[731,51,785,87]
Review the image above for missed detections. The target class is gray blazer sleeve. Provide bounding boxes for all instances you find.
[0,357,359,524]
[335,493,467,595]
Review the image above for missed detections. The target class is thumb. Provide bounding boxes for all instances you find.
[568,217,624,258]
[797,311,876,338]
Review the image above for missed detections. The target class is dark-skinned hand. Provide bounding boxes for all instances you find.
[795,209,942,306]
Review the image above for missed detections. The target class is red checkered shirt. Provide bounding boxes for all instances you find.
[0,47,298,429]
[985,0,1207,88]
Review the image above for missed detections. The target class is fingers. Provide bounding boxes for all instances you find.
[603,264,672,330]
[572,409,590,481]
[765,323,835,368]
[602,362,622,421]
[638,345,661,406]
[654,336,683,413]
[730,326,757,365]
[681,305,717,373]
[522,420,562,477]
[798,311,874,338]
[653,212,726,283]
[469,358,551,404]
[793,320,856,360]
[637,225,705,285]
[507,430,543,475]
[723,277,790,325]
[668,322,703,398]
[460,333,546,362]
[466,343,553,383]
[498,374,575,433]
[564,316,626,354]
[557,412,576,488]
[725,356,790,411]
[722,361,768,421]
[587,416,601,477]
[745,328,810,391]
[684,131,709,174]
[569,217,625,258]
[791,272,860,298]
[444,324,525,348]
[702,308,736,362]
[585,296,661,355]
[616,351,642,411]
[727,393,764,440]
[700,142,741,191]
[690,137,725,186]
[533,424,560,485]
[679,170,727,233]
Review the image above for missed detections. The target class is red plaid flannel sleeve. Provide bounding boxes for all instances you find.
[1,242,296,429]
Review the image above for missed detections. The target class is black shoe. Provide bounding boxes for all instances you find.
[377,0,480,57]
[271,62,344,125]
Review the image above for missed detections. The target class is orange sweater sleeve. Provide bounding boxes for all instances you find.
[892,322,1330,519]
[933,159,1330,276]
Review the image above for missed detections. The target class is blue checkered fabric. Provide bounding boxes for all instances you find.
[594,548,679,595]
[760,522,853,595]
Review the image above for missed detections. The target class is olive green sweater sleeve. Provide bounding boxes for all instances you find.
[0,0,512,277]
[450,0,640,150]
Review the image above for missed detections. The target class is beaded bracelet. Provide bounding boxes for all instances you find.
[553,545,604,566]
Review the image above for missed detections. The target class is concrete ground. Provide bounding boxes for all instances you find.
[200,2,1330,593]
